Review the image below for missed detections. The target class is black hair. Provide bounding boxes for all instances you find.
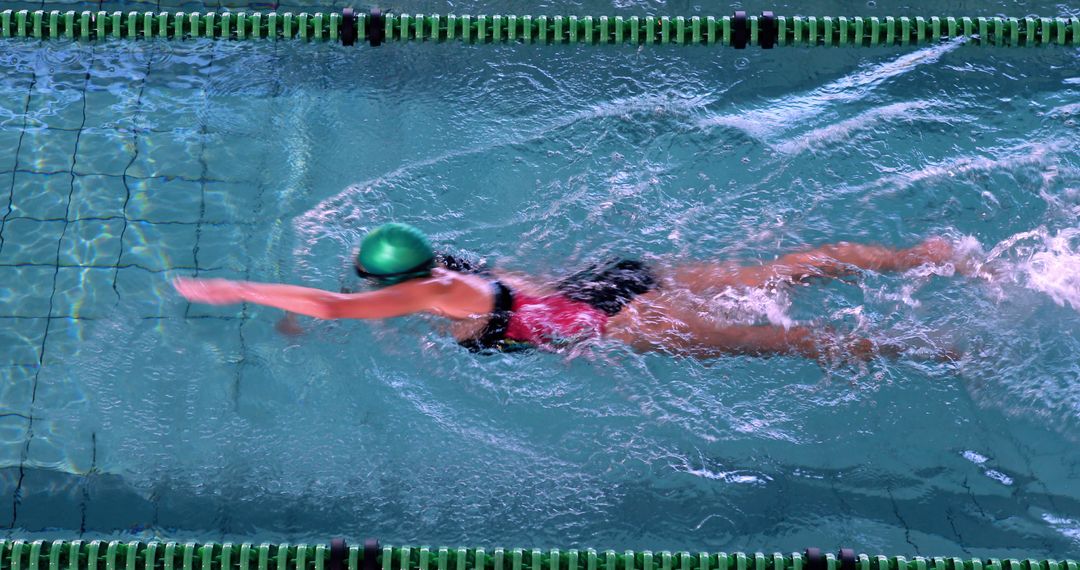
[435,252,490,275]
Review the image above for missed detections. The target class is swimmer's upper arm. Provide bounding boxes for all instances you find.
[324,278,452,319]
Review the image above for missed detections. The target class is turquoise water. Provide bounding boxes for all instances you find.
[1,0,1079,559]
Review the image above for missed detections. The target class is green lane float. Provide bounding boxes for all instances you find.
[0,8,1076,47]
[0,540,1076,570]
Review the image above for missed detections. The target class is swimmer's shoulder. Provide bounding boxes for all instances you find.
[488,269,555,296]
[416,268,498,318]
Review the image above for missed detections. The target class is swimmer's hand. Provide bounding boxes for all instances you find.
[275,313,305,336]
[173,277,246,305]
[911,236,1005,281]
[905,236,954,265]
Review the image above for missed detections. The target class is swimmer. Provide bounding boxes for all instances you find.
[173,223,958,361]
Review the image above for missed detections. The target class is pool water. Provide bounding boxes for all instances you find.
[1,0,1079,559]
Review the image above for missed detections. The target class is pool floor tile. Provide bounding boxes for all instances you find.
[126,130,207,181]
[82,86,145,132]
[0,78,31,129]
[8,460,87,531]
[68,174,129,220]
[0,366,36,419]
[127,176,203,223]
[0,468,17,528]
[90,49,149,84]
[0,317,47,366]
[26,72,89,131]
[17,128,80,174]
[40,317,97,368]
[0,411,29,447]
[203,181,262,223]
[82,473,156,534]
[23,419,91,473]
[113,267,180,318]
[193,223,249,271]
[121,221,197,270]
[8,171,74,219]
[139,81,208,134]
[0,128,22,172]
[0,266,57,317]
[202,132,266,183]
[0,171,12,212]
[0,218,66,265]
[181,318,245,361]
[58,219,125,266]
[74,127,136,177]
[50,268,120,319]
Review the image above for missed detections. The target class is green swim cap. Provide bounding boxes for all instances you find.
[355,223,435,285]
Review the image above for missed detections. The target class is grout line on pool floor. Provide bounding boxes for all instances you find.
[944,505,973,556]
[0,167,258,186]
[183,50,213,322]
[886,484,921,555]
[1002,433,1058,553]
[229,35,278,415]
[113,49,153,302]
[8,126,237,135]
[5,215,257,227]
[10,45,95,532]
[0,315,248,322]
[0,59,37,285]
[77,432,96,537]
[0,261,232,272]
[3,53,37,537]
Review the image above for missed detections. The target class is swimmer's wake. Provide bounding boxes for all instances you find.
[957,226,1080,312]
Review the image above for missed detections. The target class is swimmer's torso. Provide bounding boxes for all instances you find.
[442,270,605,346]
[434,260,660,349]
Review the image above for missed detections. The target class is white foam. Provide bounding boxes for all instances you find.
[670,453,771,486]
[847,140,1063,201]
[772,100,944,155]
[697,39,964,139]
[1019,229,1080,311]
[1042,513,1080,545]
[961,450,989,464]
[707,286,794,328]
[967,227,1080,312]
[984,469,1014,486]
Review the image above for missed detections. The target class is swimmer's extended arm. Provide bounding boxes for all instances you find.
[173,277,447,320]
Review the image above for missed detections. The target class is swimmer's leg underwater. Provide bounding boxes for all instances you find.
[605,292,884,361]
[610,238,958,360]
[666,238,955,293]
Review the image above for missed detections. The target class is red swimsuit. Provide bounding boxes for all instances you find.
[462,262,656,352]
[505,291,608,345]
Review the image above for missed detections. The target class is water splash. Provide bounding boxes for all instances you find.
[962,227,1080,312]
[697,38,965,138]
[706,285,794,328]
[848,140,1066,200]
[772,100,953,155]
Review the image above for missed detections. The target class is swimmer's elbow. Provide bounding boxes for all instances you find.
[303,295,350,320]
[317,297,356,320]
[316,295,402,320]
[313,302,340,320]
[315,288,435,320]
